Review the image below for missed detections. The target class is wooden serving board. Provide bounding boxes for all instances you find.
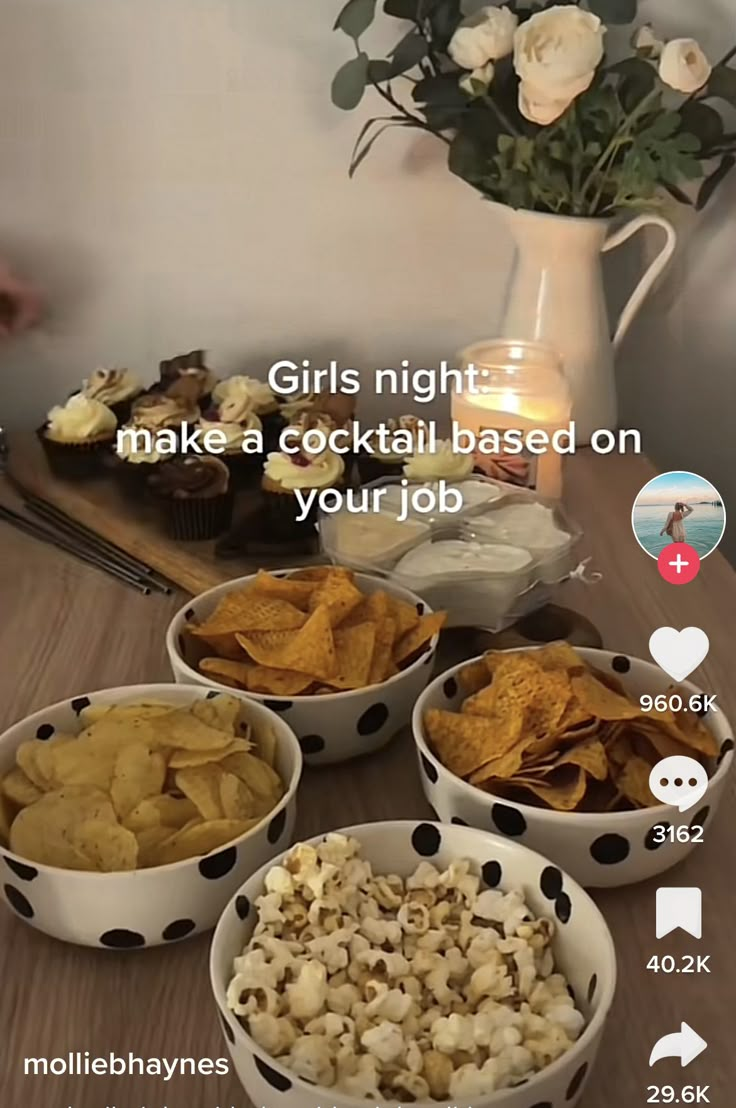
[6,433,318,595]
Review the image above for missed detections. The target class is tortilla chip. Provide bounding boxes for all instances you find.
[571,672,642,721]
[425,707,522,779]
[520,765,588,811]
[616,755,660,808]
[331,622,376,690]
[237,606,337,682]
[393,612,445,666]
[368,617,397,686]
[458,659,491,696]
[307,573,364,627]
[245,666,314,696]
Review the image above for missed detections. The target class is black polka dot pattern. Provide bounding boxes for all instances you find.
[611,655,631,673]
[491,803,527,838]
[566,1061,588,1100]
[206,690,219,700]
[219,1010,235,1045]
[645,823,670,850]
[451,816,468,826]
[416,602,425,615]
[587,973,598,1004]
[99,929,145,949]
[267,809,287,845]
[689,806,710,832]
[199,846,237,880]
[254,1055,293,1092]
[443,676,458,700]
[590,833,630,865]
[530,1102,553,1108]
[4,884,34,919]
[357,702,389,735]
[411,823,441,857]
[540,865,563,899]
[555,892,572,924]
[300,734,326,756]
[70,696,91,714]
[162,919,196,942]
[3,856,38,882]
[35,723,55,740]
[420,754,438,784]
[696,703,708,718]
[718,739,734,765]
[235,895,251,921]
[482,860,502,887]
[184,607,195,620]
[263,699,293,713]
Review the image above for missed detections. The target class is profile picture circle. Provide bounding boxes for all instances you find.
[632,471,726,559]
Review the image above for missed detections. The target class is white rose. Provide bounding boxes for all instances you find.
[514,6,605,125]
[449,6,518,71]
[659,38,712,94]
[632,24,664,59]
[459,61,495,97]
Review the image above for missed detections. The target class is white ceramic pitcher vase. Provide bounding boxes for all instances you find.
[493,201,677,442]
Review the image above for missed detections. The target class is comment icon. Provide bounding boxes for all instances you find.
[649,756,709,813]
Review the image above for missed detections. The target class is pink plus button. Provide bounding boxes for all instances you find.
[658,542,701,584]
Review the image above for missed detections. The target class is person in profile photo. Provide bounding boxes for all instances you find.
[660,501,694,544]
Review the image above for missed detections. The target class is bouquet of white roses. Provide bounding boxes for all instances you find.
[331,0,736,216]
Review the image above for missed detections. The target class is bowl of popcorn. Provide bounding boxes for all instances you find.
[413,643,734,889]
[211,822,615,1107]
[167,567,445,766]
[0,685,301,947]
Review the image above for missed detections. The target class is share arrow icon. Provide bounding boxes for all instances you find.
[649,1022,708,1067]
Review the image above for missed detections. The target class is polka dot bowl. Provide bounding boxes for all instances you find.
[166,570,441,766]
[413,648,734,888]
[210,820,616,1108]
[0,684,302,948]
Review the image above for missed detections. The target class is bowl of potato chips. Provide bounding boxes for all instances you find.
[211,821,616,1108]
[0,686,301,947]
[167,567,445,765]
[413,644,733,888]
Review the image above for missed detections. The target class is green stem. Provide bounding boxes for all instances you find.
[580,89,659,211]
[370,80,451,145]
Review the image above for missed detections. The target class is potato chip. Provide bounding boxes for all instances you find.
[393,612,445,666]
[80,703,173,726]
[0,789,11,845]
[174,765,224,821]
[151,818,258,866]
[2,767,44,808]
[9,787,117,870]
[191,693,242,734]
[15,741,54,791]
[167,738,251,769]
[237,606,337,682]
[135,825,175,868]
[254,724,278,768]
[71,819,138,872]
[124,794,199,832]
[219,772,257,821]
[220,752,283,813]
[110,743,167,820]
[153,710,235,752]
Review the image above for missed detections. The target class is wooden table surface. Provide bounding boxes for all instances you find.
[0,450,733,1107]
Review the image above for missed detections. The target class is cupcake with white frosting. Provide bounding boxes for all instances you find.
[38,394,118,480]
[403,439,474,482]
[78,367,143,424]
[357,415,427,485]
[198,392,264,487]
[261,439,345,537]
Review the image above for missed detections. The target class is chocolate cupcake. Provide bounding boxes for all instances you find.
[214,375,282,451]
[261,444,345,538]
[155,350,218,411]
[38,394,117,480]
[113,424,169,498]
[149,456,233,541]
[129,392,198,446]
[78,367,143,425]
[357,415,427,485]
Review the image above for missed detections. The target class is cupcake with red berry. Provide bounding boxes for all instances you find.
[198,391,264,488]
[261,436,345,538]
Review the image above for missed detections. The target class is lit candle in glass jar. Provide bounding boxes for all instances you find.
[453,340,571,499]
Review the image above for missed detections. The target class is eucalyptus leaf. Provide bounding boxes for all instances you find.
[367,59,395,82]
[588,0,637,25]
[388,29,429,74]
[704,65,736,107]
[383,0,420,18]
[331,53,370,110]
[696,154,736,210]
[678,101,724,151]
[334,0,377,39]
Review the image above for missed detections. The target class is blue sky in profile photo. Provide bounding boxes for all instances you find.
[636,471,719,506]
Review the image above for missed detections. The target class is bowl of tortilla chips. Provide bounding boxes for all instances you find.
[167,567,446,766]
[413,644,733,888]
[0,685,301,947]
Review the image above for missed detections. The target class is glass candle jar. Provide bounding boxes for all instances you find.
[453,340,571,499]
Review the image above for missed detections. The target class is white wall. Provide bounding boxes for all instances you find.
[0,0,733,556]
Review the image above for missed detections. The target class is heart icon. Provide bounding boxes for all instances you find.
[648,627,710,683]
